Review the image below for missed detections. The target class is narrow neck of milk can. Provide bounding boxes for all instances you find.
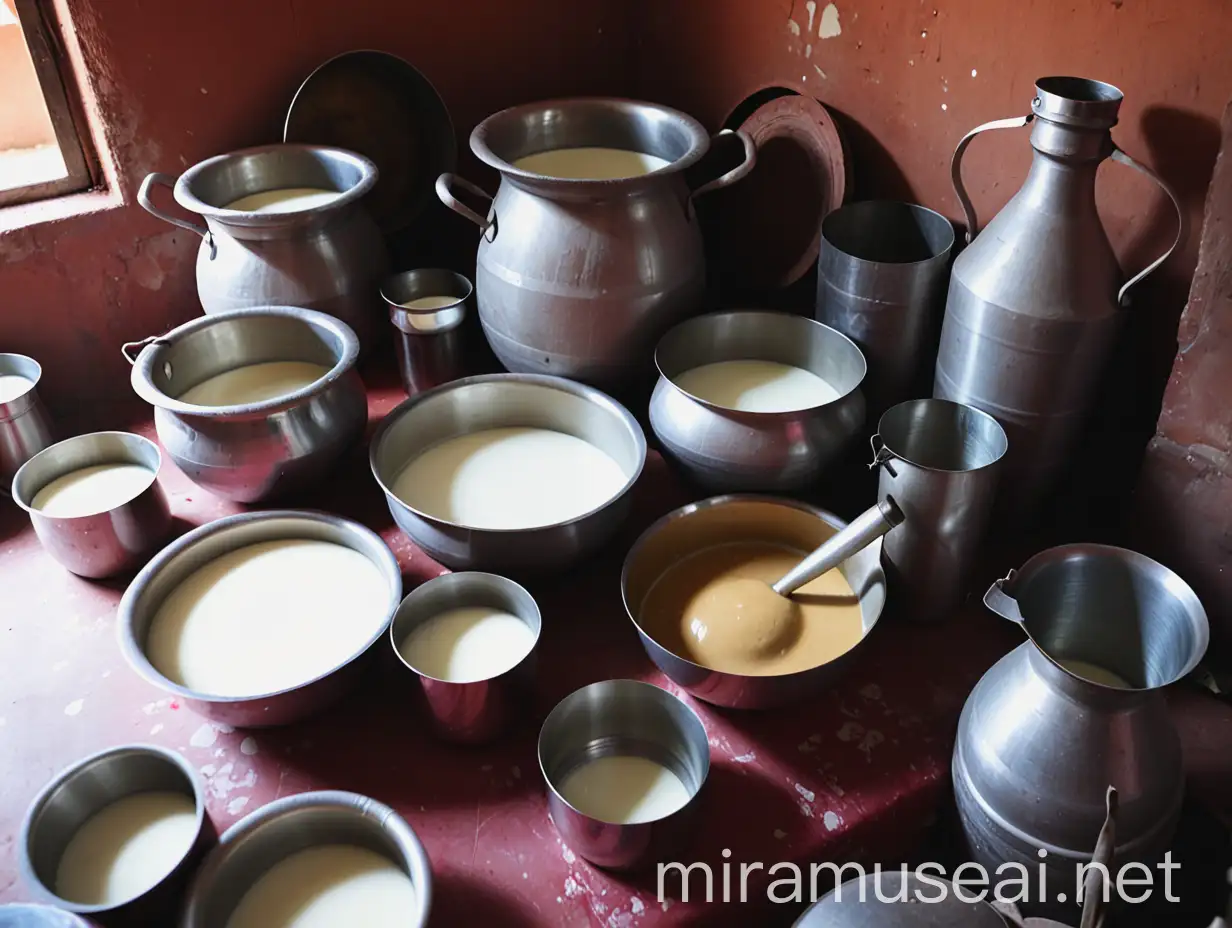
[1025,644,1148,708]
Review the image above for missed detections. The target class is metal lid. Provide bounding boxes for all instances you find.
[794,872,1009,927]
[1032,77,1123,130]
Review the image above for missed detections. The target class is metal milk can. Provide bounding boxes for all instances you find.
[934,77,1184,507]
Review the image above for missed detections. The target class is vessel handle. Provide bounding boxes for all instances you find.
[121,335,170,366]
[435,173,496,240]
[982,571,1024,623]
[691,129,757,199]
[137,173,215,258]
[868,433,899,478]
[950,115,1033,244]
[1110,145,1185,306]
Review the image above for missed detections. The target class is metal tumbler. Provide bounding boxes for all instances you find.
[381,268,472,396]
[0,352,55,490]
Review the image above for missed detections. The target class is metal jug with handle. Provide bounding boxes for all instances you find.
[934,77,1184,509]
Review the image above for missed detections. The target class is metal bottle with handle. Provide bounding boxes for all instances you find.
[934,77,1184,508]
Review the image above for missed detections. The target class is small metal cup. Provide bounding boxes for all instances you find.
[538,679,710,871]
[381,268,472,396]
[0,352,55,489]
[19,744,213,925]
[11,432,173,579]
[390,571,540,744]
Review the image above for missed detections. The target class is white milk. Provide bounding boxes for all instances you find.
[559,755,692,824]
[145,539,390,698]
[32,463,156,517]
[391,426,628,530]
[513,147,670,180]
[1056,658,1133,689]
[398,606,534,682]
[178,361,330,406]
[224,187,340,213]
[55,791,197,905]
[400,295,460,310]
[0,373,34,403]
[226,845,417,928]
[673,359,841,413]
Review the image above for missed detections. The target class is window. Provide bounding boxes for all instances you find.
[0,0,93,207]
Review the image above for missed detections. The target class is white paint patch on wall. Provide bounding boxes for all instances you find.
[805,0,817,31]
[63,699,84,716]
[788,19,801,36]
[819,3,841,38]
[189,723,217,748]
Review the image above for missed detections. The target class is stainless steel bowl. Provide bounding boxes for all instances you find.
[117,510,402,728]
[793,871,1008,927]
[380,268,473,397]
[11,431,172,579]
[538,679,709,871]
[0,352,55,489]
[181,790,432,928]
[126,306,367,503]
[390,571,540,744]
[649,310,866,492]
[621,495,887,709]
[19,744,212,924]
[370,373,646,572]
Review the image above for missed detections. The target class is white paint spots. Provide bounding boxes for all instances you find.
[972,68,978,77]
[824,810,841,831]
[805,0,817,30]
[200,763,217,777]
[564,876,582,898]
[661,898,673,911]
[150,723,164,735]
[798,800,815,818]
[805,43,812,57]
[859,683,883,700]
[819,3,841,38]
[523,872,529,880]
[101,670,111,678]
[52,660,68,672]
[240,737,258,756]
[795,783,816,802]
[909,59,916,66]
[142,698,172,715]
[227,796,250,815]
[0,716,6,728]
[814,64,828,79]
[189,723,217,748]
[941,103,948,111]
[203,761,257,800]
[837,721,864,742]
[921,29,928,38]
[64,699,84,716]
[732,752,756,763]
[788,18,801,35]
[213,747,225,758]
[562,845,577,865]
[631,897,645,915]
[774,828,787,840]
[858,729,886,760]
[200,87,208,94]
[556,896,563,904]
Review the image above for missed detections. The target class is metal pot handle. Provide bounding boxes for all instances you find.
[950,115,1034,244]
[436,173,496,240]
[691,129,757,199]
[138,173,215,258]
[1110,145,1185,306]
[868,433,899,477]
[983,570,1024,623]
[121,335,170,366]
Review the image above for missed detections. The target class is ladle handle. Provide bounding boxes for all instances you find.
[772,497,904,597]
[983,571,1024,623]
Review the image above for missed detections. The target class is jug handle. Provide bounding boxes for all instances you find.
[983,571,1024,623]
[691,129,757,199]
[137,173,215,259]
[868,433,899,478]
[436,173,496,240]
[950,115,1034,244]
[121,335,171,366]
[1110,146,1185,306]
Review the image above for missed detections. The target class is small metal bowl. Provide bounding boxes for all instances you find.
[538,679,709,871]
[181,790,432,928]
[649,310,867,492]
[390,571,541,744]
[19,744,212,924]
[126,306,367,503]
[117,510,402,728]
[11,432,172,579]
[381,268,473,397]
[0,352,55,487]
[621,495,887,709]
[370,373,646,572]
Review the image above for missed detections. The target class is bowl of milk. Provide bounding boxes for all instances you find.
[11,431,172,578]
[370,373,646,572]
[538,679,709,871]
[19,743,211,923]
[391,571,540,744]
[181,790,431,928]
[127,305,366,502]
[649,310,867,492]
[117,510,402,727]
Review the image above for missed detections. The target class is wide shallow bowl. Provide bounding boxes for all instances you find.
[650,310,866,492]
[181,790,432,928]
[127,305,366,503]
[19,744,212,924]
[370,373,646,572]
[117,510,401,727]
[793,871,1007,927]
[621,495,887,709]
[11,431,172,578]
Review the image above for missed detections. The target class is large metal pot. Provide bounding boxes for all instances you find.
[139,145,389,350]
[436,98,755,391]
[126,306,366,503]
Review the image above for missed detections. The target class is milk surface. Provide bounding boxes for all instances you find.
[392,426,628,530]
[55,791,197,905]
[224,187,340,213]
[673,360,840,412]
[398,606,534,682]
[32,463,155,517]
[559,755,691,824]
[513,147,670,180]
[400,295,461,310]
[1056,658,1133,688]
[178,361,330,406]
[226,845,417,928]
[146,538,390,697]
[0,373,33,403]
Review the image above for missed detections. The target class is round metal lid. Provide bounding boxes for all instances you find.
[794,872,1010,927]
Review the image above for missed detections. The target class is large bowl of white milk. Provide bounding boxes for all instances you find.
[370,373,646,572]
[127,306,367,502]
[649,310,867,492]
[117,510,402,727]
